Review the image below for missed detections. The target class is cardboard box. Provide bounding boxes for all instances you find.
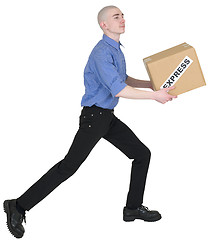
[143,43,206,95]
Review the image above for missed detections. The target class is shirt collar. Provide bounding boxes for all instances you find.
[103,34,123,51]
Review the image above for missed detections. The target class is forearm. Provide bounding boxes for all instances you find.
[116,85,155,100]
[125,76,152,89]
[116,85,177,104]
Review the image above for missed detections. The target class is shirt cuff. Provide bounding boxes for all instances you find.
[110,81,127,97]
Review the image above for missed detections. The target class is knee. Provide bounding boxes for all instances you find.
[142,146,151,162]
[146,147,151,159]
[134,146,151,164]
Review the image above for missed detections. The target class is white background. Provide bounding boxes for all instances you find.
[0,0,209,239]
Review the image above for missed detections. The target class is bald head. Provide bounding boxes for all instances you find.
[97,5,118,27]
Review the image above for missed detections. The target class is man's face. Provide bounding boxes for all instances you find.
[104,8,125,35]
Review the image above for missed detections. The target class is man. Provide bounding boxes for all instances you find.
[4,5,176,238]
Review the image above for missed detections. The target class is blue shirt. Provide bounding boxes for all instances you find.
[81,34,127,109]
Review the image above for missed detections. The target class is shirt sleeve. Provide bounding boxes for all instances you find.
[92,48,127,97]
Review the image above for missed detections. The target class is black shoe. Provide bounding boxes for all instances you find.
[3,199,26,238]
[123,205,162,222]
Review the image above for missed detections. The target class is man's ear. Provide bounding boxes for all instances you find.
[100,21,107,30]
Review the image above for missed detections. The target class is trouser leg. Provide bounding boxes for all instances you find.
[104,116,151,209]
[17,128,101,211]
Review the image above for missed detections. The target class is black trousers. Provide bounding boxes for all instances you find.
[17,105,151,211]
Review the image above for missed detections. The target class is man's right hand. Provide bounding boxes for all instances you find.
[153,86,177,104]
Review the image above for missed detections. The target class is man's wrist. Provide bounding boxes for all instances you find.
[150,91,156,101]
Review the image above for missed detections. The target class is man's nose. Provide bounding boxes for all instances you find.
[121,18,125,24]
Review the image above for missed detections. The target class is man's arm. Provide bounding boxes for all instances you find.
[125,76,153,89]
[115,85,177,104]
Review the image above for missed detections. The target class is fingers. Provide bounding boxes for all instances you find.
[169,94,177,99]
[166,94,177,103]
[163,92,177,104]
[164,86,175,92]
[164,86,177,100]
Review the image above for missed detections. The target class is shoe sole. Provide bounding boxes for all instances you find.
[123,214,162,222]
[3,200,23,239]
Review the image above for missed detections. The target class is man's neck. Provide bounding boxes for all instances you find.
[104,32,120,43]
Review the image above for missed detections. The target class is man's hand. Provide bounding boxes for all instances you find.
[153,86,177,104]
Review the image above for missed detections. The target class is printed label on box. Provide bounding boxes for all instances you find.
[160,56,193,89]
